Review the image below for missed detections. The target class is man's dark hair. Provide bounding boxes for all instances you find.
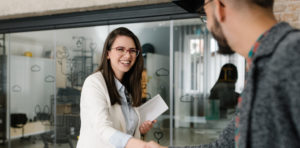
[248,0,274,8]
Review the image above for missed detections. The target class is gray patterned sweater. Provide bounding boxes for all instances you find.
[170,22,300,148]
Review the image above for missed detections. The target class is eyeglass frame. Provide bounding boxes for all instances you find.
[197,0,214,13]
[197,0,213,23]
[198,0,226,23]
[197,0,226,14]
[110,46,140,57]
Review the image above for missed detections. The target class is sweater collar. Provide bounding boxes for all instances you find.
[251,22,293,61]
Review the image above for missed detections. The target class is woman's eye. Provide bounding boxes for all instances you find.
[116,47,124,51]
[129,49,137,53]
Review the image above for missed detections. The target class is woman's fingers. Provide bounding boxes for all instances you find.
[140,120,157,134]
[152,120,157,123]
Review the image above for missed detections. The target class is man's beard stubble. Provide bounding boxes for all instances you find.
[210,16,235,55]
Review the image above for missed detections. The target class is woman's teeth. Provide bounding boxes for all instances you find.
[121,61,130,64]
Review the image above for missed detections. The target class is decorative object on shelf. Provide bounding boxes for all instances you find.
[24,51,33,57]
[142,43,155,57]
[34,104,51,121]
[31,64,41,72]
[56,46,69,60]
[74,37,85,49]
[43,50,53,58]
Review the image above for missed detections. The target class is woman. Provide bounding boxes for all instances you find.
[208,63,239,118]
[77,27,156,148]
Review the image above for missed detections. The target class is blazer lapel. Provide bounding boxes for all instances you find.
[115,104,127,133]
[133,107,141,138]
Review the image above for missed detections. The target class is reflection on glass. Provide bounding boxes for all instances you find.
[208,63,239,120]
[173,18,245,146]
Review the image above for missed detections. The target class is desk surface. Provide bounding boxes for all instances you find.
[10,121,51,139]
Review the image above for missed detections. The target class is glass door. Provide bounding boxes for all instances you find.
[1,18,245,148]
[171,18,245,146]
[7,30,56,148]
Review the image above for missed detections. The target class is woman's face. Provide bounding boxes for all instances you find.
[107,35,137,80]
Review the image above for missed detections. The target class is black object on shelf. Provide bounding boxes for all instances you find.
[142,43,155,57]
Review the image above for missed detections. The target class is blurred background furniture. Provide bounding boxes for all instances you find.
[10,113,28,140]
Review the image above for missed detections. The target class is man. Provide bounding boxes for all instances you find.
[148,0,300,147]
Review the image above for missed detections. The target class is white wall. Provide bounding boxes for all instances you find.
[10,56,55,120]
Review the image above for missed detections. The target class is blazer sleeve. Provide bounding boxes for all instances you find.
[80,74,119,143]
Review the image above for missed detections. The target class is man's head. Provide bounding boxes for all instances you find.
[210,10,234,55]
[201,0,275,55]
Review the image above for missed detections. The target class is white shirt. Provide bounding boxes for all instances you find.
[109,78,138,148]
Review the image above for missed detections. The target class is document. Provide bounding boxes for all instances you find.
[137,94,169,122]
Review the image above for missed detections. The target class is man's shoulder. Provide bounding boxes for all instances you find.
[267,28,300,75]
[284,28,300,44]
[276,28,300,57]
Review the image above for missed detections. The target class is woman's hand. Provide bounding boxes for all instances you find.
[125,138,167,148]
[139,120,157,134]
[146,141,168,148]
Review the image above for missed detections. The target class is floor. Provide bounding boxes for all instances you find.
[145,125,225,146]
[0,119,230,148]
[0,136,77,148]
[144,118,231,147]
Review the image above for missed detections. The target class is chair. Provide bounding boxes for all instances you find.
[41,114,74,148]
[10,113,28,140]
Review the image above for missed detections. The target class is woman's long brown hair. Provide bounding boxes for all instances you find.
[97,27,143,107]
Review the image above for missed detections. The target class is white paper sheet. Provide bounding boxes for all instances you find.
[137,94,169,122]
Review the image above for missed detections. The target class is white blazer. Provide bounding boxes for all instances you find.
[76,72,141,148]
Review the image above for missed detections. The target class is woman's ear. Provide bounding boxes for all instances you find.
[214,0,226,22]
[107,51,110,59]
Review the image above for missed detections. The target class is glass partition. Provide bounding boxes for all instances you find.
[7,30,55,147]
[109,21,171,145]
[0,18,245,148]
[0,34,7,146]
[54,26,108,148]
[172,18,245,146]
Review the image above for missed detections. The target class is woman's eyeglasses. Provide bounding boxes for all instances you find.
[111,46,140,57]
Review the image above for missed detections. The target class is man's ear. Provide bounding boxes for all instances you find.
[214,0,226,22]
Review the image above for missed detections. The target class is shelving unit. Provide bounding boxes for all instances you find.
[70,36,94,87]
[71,55,93,87]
